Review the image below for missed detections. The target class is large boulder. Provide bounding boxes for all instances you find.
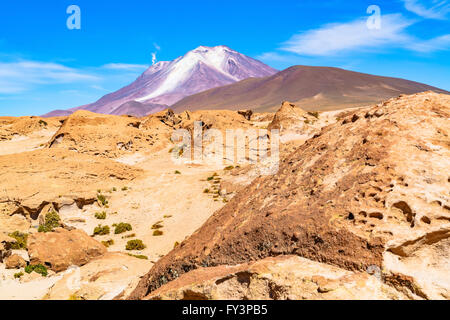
[5,254,26,269]
[28,228,107,272]
[44,253,152,300]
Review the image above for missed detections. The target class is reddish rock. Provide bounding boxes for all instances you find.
[28,228,107,272]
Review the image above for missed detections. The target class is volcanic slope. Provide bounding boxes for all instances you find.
[172,66,448,113]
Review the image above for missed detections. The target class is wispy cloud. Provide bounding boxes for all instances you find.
[0,60,99,94]
[281,14,414,56]
[402,0,450,19]
[101,63,148,71]
[259,12,450,62]
[408,34,450,51]
[151,43,161,65]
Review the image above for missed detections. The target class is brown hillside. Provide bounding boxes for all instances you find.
[172,66,448,113]
[130,92,450,300]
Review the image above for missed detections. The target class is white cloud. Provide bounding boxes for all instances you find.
[281,14,415,56]
[402,0,450,19]
[0,60,99,94]
[408,33,450,51]
[101,63,148,71]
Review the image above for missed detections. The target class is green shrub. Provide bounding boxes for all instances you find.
[126,239,146,251]
[114,223,132,234]
[14,272,24,279]
[224,166,234,171]
[95,211,107,220]
[97,194,108,206]
[38,211,61,233]
[25,264,48,277]
[93,225,110,236]
[128,254,148,260]
[163,215,172,219]
[174,170,181,175]
[151,221,163,230]
[308,111,320,119]
[8,231,28,249]
[39,119,48,126]
[121,233,136,239]
[153,230,164,236]
[203,188,210,194]
[121,186,128,191]
[101,239,114,248]
[174,241,180,248]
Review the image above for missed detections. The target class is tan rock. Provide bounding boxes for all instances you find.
[146,256,407,300]
[0,214,30,234]
[28,228,107,272]
[45,253,152,300]
[5,254,26,269]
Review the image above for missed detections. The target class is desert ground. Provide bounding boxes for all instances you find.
[0,91,449,300]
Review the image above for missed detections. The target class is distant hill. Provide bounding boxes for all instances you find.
[172,65,449,112]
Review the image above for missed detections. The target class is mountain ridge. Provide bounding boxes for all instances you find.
[43,46,277,117]
[172,65,449,112]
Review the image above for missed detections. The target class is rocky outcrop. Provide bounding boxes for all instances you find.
[0,148,142,214]
[28,228,107,272]
[5,254,26,269]
[130,92,450,300]
[146,256,407,300]
[0,234,13,263]
[45,253,152,300]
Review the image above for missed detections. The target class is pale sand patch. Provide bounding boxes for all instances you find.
[0,129,57,156]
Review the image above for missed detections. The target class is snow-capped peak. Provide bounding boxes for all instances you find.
[136,45,262,102]
[66,45,277,114]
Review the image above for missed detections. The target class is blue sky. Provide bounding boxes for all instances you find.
[0,0,449,116]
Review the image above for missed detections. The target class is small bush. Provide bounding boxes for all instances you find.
[95,211,107,220]
[112,187,117,192]
[128,254,148,260]
[174,241,180,248]
[203,188,210,194]
[126,239,146,251]
[121,233,136,239]
[97,194,108,206]
[93,225,110,236]
[8,231,28,249]
[25,264,48,277]
[151,221,163,230]
[114,223,132,234]
[39,119,48,126]
[308,111,320,119]
[101,239,114,248]
[14,272,24,279]
[224,166,234,171]
[121,186,128,191]
[38,211,61,233]
[153,230,164,236]
[174,170,181,175]
[163,215,172,219]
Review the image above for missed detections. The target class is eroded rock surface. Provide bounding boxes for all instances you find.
[130,92,450,300]
[28,228,107,272]
[146,256,407,300]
